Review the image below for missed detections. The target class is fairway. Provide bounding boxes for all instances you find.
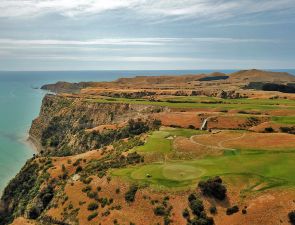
[88,96,295,111]
[112,150,295,191]
[132,127,205,153]
[271,116,295,125]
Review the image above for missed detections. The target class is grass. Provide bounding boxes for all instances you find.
[87,96,295,111]
[135,131,172,153]
[271,116,295,125]
[133,128,205,153]
[112,149,295,191]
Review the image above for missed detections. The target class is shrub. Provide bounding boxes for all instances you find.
[87,202,99,211]
[289,211,295,225]
[198,176,227,200]
[87,191,98,199]
[189,199,204,216]
[264,127,274,133]
[226,205,239,215]
[87,212,98,221]
[125,184,138,203]
[280,126,295,134]
[190,217,214,225]
[153,119,162,127]
[82,185,91,193]
[188,193,197,202]
[154,206,166,216]
[182,208,190,218]
[75,166,82,173]
[209,206,217,214]
[188,125,195,129]
[96,186,102,192]
[61,164,66,172]
[100,198,108,207]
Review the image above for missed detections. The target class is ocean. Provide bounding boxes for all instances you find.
[0,69,294,193]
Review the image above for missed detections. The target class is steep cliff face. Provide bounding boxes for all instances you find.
[29,94,165,156]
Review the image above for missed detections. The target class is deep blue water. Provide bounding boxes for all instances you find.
[0,69,294,193]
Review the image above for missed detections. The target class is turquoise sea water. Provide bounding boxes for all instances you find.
[0,69,294,193]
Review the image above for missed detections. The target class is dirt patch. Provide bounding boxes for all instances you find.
[11,217,36,225]
[191,131,295,150]
[213,189,295,225]
[153,112,202,128]
[174,136,223,157]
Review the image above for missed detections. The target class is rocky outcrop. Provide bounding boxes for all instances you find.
[41,81,93,93]
[29,94,165,156]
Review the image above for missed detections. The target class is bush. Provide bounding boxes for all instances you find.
[226,205,239,215]
[75,166,82,173]
[280,126,295,134]
[198,176,227,200]
[289,211,295,225]
[188,193,197,202]
[153,119,162,127]
[209,206,217,214]
[154,206,166,216]
[188,125,195,129]
[125,184,138,203]
[87,202,99,211]
[82,185,91,193]
[189,199,204,216]
[87,191,98,199]
[190,217,214,225]
[264,127,274,133]
[87,212,98,221]
[182,208,190,218]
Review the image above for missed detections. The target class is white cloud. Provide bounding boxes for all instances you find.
[0,37,279,48]
[0,0,294,19]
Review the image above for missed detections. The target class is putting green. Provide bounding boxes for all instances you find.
[112,150,295,190]
[162,164,205,181]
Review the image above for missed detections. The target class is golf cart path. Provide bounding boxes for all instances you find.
[190,131,246,151]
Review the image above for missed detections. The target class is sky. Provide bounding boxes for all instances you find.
[0,0,295,71]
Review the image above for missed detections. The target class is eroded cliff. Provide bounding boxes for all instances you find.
[29,94,165,156]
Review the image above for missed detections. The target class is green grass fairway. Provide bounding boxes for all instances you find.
[135,131,171,153]
[272,116,295,125]
[133,128,205,153]
[112,150,295,191]
[88,96,295,111]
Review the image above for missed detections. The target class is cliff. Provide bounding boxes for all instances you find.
[29,94,165,156]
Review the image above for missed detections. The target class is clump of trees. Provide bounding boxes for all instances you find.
[153,196,173,225]
[280,126,295,134]
[125,184,138,203]
[183,193,214,225]
[198,176,227,200]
